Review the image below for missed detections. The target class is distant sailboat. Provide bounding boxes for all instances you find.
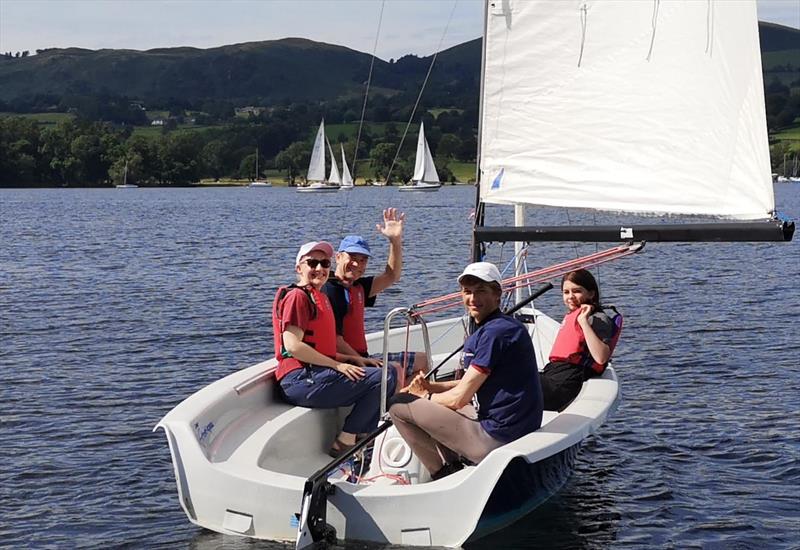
[115,161,138,188]
[789,155,800,183]
[339,145,354,190]
[249,147,272,187]
[398,121,441,192]
[298,120,340,193]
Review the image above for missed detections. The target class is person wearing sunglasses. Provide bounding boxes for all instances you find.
[272,241,397,458]
[323,208,429,388]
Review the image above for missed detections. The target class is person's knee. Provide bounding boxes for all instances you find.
[388,393,421,425]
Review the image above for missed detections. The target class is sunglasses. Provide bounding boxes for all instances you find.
[303,258,331,269]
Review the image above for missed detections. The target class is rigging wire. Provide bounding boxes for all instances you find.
[351,0,385,183]
[338,0,385,237]
[383,0,459,186]
[412,243,642,317]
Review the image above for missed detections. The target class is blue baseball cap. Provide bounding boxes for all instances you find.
[338,235,372,257]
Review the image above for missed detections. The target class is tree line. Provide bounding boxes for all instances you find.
[0,102,477,187]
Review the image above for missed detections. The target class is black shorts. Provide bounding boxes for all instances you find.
[540,361,596,412]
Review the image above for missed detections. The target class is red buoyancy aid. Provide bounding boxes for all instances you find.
[272,285,338,380]
[341,283,369,355]
[548,306,623,375]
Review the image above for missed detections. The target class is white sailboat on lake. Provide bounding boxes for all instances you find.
[157,2,793,548]
[339,145,354,190]
[398,121,441,192]
[249,147,272,187]
[297,120,340,193]
[115,161,137,188]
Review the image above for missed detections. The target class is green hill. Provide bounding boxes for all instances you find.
[0,22,793,107]
[0,36,482,108]
[0,38,391,103]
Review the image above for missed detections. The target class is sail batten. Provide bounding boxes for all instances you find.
[479,0,774,220]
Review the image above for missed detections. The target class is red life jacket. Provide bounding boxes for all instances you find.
[548,306,623,375]
[272,284,337,380]
[341,283,369,355]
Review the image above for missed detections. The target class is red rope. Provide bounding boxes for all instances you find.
[410,242,642,318]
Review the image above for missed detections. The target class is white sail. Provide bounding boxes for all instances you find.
[412,122,440,184]
[341,145,354,187]
[306,120,327,182]
[479,0,774,220]
[327,138,340,184]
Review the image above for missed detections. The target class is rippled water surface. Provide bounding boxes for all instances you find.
[2,185,798,548]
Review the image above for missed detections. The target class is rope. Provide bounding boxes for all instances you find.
[383,0,459,185]
[410,243,642,317]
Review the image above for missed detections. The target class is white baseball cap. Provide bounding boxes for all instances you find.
[295,241,334,266]
[457,262,502,284]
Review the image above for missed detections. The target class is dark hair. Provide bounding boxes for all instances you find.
[561,269,600,306]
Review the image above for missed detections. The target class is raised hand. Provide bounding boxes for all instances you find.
[577,304,594,326]
[376,207,406,241]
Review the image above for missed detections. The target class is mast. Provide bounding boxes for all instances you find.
[472,0,490,263]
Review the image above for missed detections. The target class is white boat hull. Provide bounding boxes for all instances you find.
[249,181,272,187]
[297,183,340,193]
[115,184,138,188]
[157,310,619,546]
[398,182,442,192]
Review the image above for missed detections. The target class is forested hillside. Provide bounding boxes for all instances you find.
[0,23,796,187]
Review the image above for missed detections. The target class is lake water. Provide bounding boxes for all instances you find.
[2,185,798,548]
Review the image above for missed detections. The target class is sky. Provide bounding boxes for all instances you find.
[0,0,798,61]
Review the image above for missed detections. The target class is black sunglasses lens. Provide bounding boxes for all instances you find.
[306,259,330,269]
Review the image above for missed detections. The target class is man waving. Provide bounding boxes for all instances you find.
[322,208,428,383]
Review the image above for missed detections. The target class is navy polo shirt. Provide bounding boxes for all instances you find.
[463,310,543,443]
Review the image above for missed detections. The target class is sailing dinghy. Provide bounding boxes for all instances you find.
[398,122,442,192]
[297,120,340,193]
[157,1,793,548]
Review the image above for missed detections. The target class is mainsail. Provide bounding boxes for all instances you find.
[307,120,327,183]
[412,122,440,184]
[479,0,774,220]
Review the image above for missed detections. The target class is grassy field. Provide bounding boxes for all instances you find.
[324,122,420,141]
[448,161,477,183]
[773,124,800,153]
[130,124,226,138]
[0,111,75,124]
